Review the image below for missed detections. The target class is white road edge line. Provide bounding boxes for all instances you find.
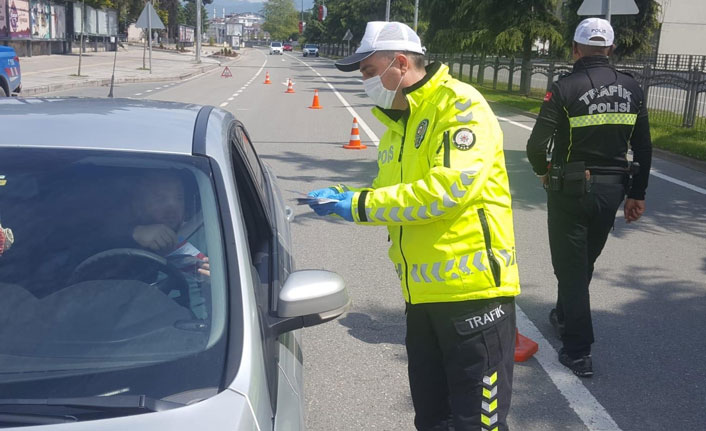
[516,307,623,431]
[651,170,706,195]
[287,53,380,147]
[496,115,706,195]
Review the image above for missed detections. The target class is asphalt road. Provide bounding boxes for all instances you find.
[38,48,706,431]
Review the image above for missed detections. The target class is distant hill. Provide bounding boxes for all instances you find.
[207,0,314,19]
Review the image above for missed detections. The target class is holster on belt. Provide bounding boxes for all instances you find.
[562,161,588,196]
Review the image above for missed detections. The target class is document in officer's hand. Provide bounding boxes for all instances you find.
[296,197,339,206]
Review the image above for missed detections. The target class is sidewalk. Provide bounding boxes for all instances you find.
[19,45,224,96]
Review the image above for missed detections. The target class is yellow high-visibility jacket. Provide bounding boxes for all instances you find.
[337,63,520,304]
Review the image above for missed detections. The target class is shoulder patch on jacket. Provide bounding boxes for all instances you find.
[453,128,476,151]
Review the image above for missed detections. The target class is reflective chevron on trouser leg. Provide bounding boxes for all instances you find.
[481,370,499,431]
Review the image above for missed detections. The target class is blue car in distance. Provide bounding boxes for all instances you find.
[0,46,21,97]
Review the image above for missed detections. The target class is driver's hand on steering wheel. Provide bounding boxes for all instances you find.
[132,224,178,252]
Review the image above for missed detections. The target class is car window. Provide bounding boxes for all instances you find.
[0,148,230,405]
[271,42,282,47]
[228,127,281,409]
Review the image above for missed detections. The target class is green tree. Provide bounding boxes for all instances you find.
[183,1,209,32]
[317,0,414,46]
[563,0,661,59]
[262,0,299,41]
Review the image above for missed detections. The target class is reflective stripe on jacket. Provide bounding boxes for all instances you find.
[345,63,520,304]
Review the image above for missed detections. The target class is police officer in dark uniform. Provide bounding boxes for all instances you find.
[526,18,652,377]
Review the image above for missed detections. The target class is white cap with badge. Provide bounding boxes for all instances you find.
[573,17,614,47]
[335,21,425,72]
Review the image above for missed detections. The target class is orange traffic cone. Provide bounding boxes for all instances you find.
[309,89,323,109]
[514,328,539,362]
[285,78,295,93]
[343,118,367,150]
[264,71,271,84]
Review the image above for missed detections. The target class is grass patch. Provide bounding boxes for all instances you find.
[474,86,543,114]
[650,119,706,161]
[461,79,706,161]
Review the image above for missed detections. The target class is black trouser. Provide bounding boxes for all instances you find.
[406,297,516,431]
[547,182,625,357]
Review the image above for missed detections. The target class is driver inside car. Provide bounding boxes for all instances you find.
[93,171,211,319]
[130,172,210,279]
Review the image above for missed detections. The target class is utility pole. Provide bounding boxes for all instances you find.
[414,0,419,32]
[196,0,202,63]
[385,0,390,21]
[147,0,152,73]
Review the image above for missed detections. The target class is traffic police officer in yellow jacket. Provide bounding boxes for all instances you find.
[308,21,520,431]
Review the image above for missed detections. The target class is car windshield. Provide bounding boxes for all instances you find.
[305,44,317,49]
[271,42,282,47]
[0,148,229,404]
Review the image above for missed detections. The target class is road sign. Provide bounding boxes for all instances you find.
[343,29,353,42]
[577,0,638,16]
[136,2,165,30]
[221,67,232,78]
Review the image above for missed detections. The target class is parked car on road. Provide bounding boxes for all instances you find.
[283,43,293,52]
[269,42,283,55]
[302,44,319,57]
[0,46,21,96]
[0,98,350,430]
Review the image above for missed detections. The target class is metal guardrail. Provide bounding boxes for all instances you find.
[428,52,706,131]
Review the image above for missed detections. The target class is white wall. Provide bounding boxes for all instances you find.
[657,0,706,55]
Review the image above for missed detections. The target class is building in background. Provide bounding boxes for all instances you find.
[656,0,706,56]
[206,12,264,46]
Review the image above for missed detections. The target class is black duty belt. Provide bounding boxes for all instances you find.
[590,174,625,184]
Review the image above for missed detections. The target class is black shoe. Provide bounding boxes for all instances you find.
[549,308,565,339]
[559,348,593,378]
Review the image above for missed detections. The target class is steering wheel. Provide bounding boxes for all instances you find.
[68,248,191,308]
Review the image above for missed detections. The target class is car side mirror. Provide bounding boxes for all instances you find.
[269,270,350,335]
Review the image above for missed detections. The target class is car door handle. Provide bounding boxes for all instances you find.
[285,206,294,222]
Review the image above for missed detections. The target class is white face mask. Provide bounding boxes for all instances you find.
[363,57,404,109]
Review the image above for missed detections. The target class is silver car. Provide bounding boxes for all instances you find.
[0,98,350,430]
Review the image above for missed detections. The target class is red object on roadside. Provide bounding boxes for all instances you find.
[221,66,232,78]
[514,328,539,362]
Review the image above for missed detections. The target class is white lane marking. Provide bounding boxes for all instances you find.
[146,89,153,93]
[134,93,142,96]
[228,97,234,101]
[651,169,706,195]
[516,307,623,431]
[497,115,706,196]
[217,52,268,108]
[155,87,162,90]
[288,54,379,147]
[497,115,533,131]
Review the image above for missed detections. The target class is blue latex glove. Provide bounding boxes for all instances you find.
[331,191,355,222]
[307,187,339,216]
[307,187,338,199]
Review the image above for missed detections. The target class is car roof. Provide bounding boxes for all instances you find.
[0,98,202,154]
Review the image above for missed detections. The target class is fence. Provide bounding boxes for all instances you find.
[428,52,706,131]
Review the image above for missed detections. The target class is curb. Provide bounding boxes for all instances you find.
[22,62,221,97]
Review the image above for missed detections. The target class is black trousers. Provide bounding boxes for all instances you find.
[547,183,625,357]
[406,297,516,431]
